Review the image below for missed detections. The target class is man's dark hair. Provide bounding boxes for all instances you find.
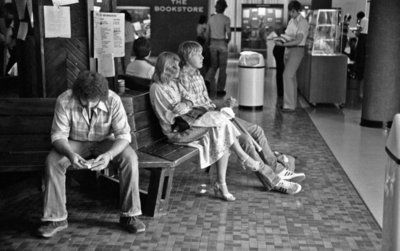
[215,0,227,13]
[288,1,302,12]
[133,37,151,59]
[72,70,109,101]
[198,14,207,24]
[120,10,132,22]
[356,11,365,20]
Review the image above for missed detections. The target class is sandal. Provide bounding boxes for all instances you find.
[241,156,262,172]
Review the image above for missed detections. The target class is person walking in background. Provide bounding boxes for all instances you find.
[354,11,368,81]
[341,14,351,54]
[272,25,286,98]
[205,0,231,97]
[126,37,154,80]
[275,1,309,112]
[121,10,136,73]
[196,14,210,86]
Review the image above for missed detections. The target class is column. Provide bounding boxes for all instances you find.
[360,0,400,128]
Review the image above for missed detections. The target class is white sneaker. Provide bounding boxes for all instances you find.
[273,180,302,195]
[277,169,306,183]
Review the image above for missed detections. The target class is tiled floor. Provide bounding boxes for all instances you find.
[0,59,382,250]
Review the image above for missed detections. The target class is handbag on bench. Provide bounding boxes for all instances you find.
[171,106,208,133]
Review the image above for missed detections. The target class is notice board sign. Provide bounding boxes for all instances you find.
[93,12,125,58]
[117,0,208,55]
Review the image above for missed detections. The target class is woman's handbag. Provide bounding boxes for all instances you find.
[171,106,208,132]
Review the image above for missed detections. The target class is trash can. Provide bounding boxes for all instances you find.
[238,51,266,109]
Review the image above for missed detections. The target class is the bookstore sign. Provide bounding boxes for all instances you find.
[117,0,208,54]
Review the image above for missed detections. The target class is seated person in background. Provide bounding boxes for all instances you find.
[344,37,357,62]
[37,70,145,238]
[177,41,305,193]
[126,37,154,79]
[150,52,302,200]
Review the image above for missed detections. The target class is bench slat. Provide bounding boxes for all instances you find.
[137,151,173,168]
[134,110,159,131]
[0,98,56,115]
[0,116,53,134]
[0,135,51,151]
[123,91,151,113]
[140,142,199,166]
[0,152,48,170]
[119,75,151,92]
[136,127,165,149]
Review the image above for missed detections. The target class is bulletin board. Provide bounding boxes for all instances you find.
[241,4,284,54]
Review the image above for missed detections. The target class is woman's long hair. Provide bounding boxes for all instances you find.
[152,52,180,83]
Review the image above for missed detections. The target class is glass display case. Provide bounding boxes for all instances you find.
[298,9,347,106]
[306,9,342,55]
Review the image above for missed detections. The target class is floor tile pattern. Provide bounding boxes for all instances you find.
[0,106,381,250]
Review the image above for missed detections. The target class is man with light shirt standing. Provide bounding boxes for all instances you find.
[274,1,309,112]
[205,0,231,97]
[355,11,368,81]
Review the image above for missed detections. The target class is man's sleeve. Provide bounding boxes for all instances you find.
[297,19,309,36]
[51,97,71,143]
[111,96,131,143]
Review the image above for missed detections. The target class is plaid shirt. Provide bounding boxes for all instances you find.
[51,89,131,143]
[178,66,216,110]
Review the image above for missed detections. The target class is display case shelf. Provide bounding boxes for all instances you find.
[306,9,343,56]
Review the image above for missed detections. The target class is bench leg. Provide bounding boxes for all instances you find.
[143,167,175,217]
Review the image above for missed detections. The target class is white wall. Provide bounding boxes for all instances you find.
[332,0,368,38]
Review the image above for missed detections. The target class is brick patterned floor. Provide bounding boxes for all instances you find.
[0,106,382,250]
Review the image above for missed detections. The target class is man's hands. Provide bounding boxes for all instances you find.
[69,152,112,171]
[69,152,88,169]
[91,152,113,171]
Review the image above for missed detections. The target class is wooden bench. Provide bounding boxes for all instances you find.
[0,90,199,217]
[119,74,152,92]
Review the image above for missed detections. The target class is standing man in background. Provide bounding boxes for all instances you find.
[274,1,309,112]
[121,10,136,74]
[354,11,368,82]
[205,0,231,97]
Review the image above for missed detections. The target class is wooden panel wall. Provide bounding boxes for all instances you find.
[41,0,89,98]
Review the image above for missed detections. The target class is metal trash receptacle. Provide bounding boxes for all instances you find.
[238,51,266,109]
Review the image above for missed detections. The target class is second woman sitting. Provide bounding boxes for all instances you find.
[149,52,301,202]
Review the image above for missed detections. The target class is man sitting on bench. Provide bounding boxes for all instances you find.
[37,70,145,238]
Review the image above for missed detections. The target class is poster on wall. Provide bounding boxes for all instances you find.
[241,4,284,54]
[93,12,125,59]
[43,5,71,38]
[117,0,208,55]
